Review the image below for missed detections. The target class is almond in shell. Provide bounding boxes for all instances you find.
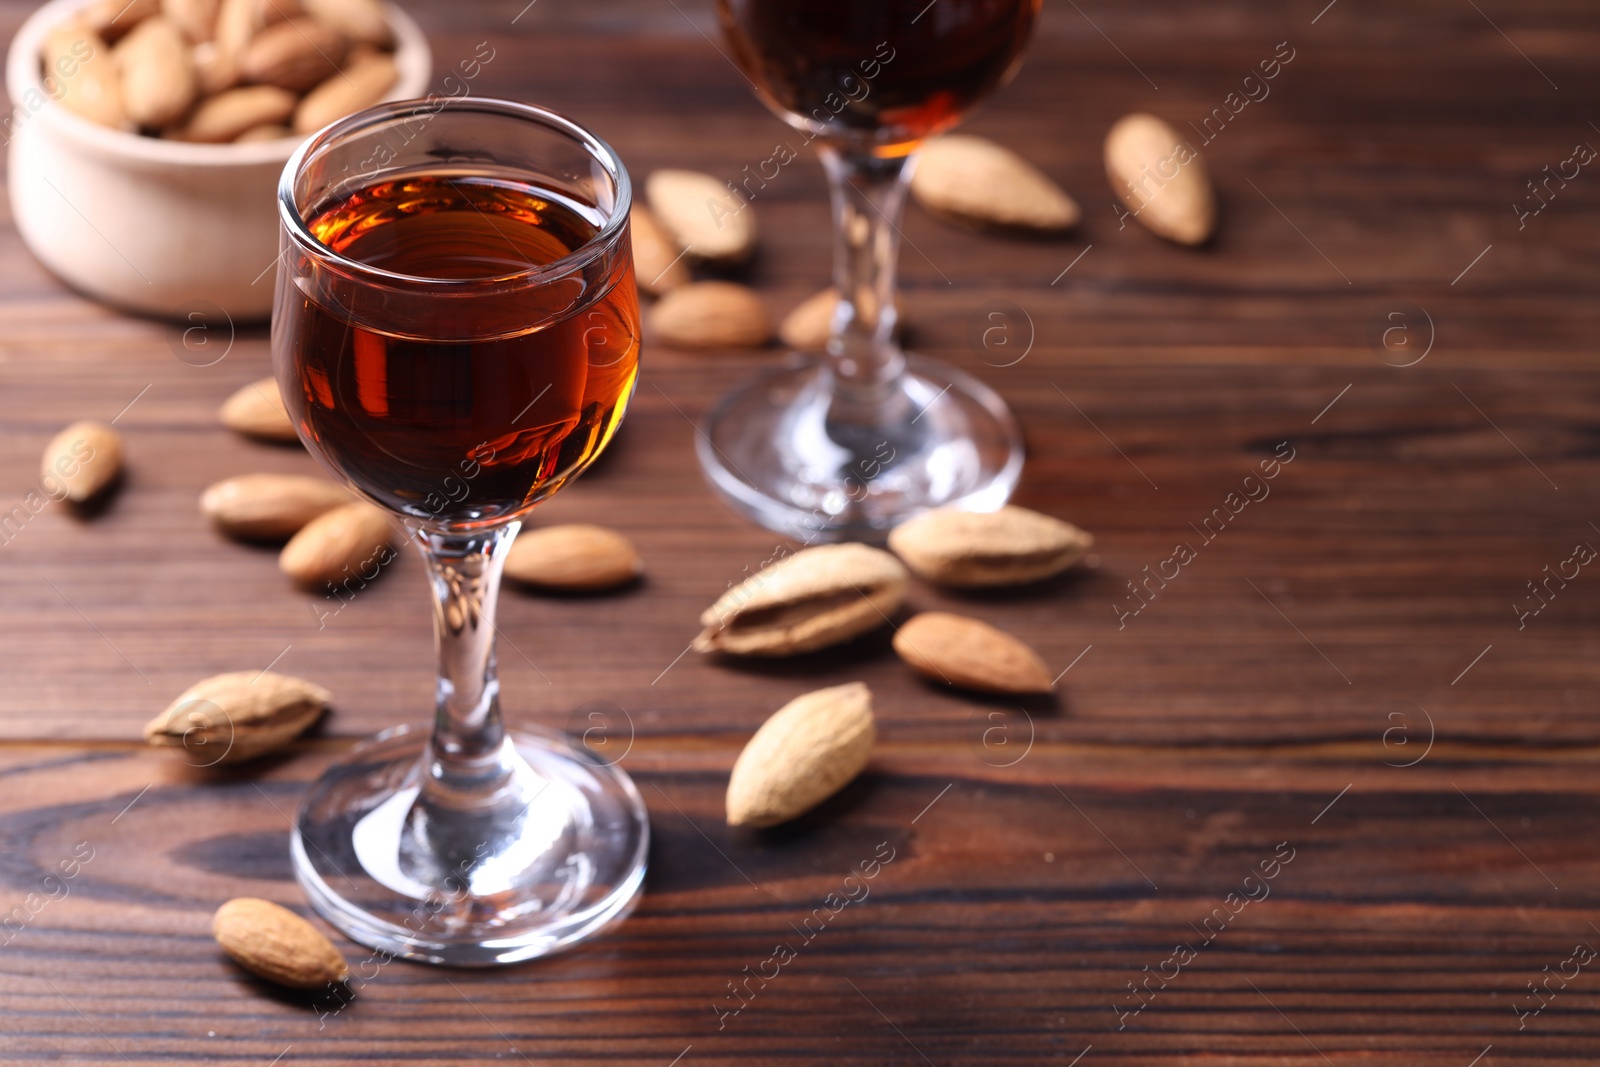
[650,281,770,350]
[201,473,351,541]
[726,682,875,828]
[280,501,395,586]
[292,47,396,133]
[630,204,688,296]
[888,505,1093,588]
[1105,113,1216,246]
[41,420,123,502]
[213,897,349,989]
[893,611,1053,694]
[645,169,756,263]
[911,135,1079,232]
[114,15,198,128]
[144,669,330,763]
[696,543,907,656]
[219,376,299,442]
[505,524,642,592]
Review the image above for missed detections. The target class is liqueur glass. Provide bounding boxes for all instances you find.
[274,99,648,965]
[699,0,1040,540]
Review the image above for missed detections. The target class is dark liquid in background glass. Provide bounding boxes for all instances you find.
[277,173,640,528]
[718,0,1040,152]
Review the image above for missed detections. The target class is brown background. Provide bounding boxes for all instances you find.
[3,0,1599,1062]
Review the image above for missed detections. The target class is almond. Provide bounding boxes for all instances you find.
[114,16,197,128]
[239,16,344,92]
[174,83,296,140]
[650,281,770,350]
[213,897,348,989]
[505,524,642,592]
[888,505,1093,588]
[191,39,237,93]
[292,47,396,133]
[212,0,299,79]
[299,0,391,46]
[43,24,129,129]
[726,682,875,828]
[41,421,122,503]
[911,135,1079,232]
[645,169,756,263]
[697,543,907,656]
[893,611,1053,694]
[280,501,395,586]
[630,204,688,296]
[144,669,330,763]
[163,0,220,42]
[83,0,161,41]
[234,121,292,141]
[201,473,351,541]
[219,376,299,442]
[778,286,899,351]
[1105,113,1216,246]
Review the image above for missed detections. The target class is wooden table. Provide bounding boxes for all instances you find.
[3,0,1598,1062]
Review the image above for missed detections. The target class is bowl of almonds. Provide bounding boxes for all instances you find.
[4,0,430,320]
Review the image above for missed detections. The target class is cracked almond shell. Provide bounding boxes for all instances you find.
[696,543,907,656]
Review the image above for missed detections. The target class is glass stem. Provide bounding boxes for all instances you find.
[818,145,911,406]
[415,522,522,811]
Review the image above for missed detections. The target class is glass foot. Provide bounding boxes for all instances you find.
[697,353,1025,542]
[292,724,649,967]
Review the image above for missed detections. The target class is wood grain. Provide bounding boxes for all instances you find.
[2,0,1600,1061]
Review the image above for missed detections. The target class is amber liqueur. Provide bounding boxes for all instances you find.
[719,0,1039,148]
[278,173,640,527]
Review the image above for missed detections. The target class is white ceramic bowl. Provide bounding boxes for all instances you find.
[5,0,431,320]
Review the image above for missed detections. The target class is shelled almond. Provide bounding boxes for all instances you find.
[41,420,123,502]
[893,611,1054,695]
[505,524,642,592]
[201,473,351,541]
[213,897,348,989]
[219,377,299,443]
[41,0,400,144]
[280,501,395,586]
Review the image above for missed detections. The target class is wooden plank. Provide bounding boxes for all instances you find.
[1,0,1598,1059]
